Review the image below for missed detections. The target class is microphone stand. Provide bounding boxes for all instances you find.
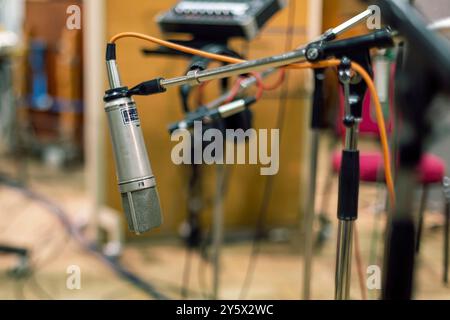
[162,20,383,299]
[299,9,379,300]
[0,43,30,278]
[106,9,389,300]
[333,49,373,300]
[301,27,390,300]
[304,38,376,299]
[166,27,388,300]
[335,57,362,300]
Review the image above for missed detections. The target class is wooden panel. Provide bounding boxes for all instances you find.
[105,0,311,236]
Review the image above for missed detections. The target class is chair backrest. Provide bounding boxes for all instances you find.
[336,64,395,138]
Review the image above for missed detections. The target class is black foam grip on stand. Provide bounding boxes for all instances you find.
[382,219,415,299]
[337,150,359,221]
[311,68,326,129]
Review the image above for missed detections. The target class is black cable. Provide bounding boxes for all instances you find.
[0,177,170,300]
[238,0,296,300]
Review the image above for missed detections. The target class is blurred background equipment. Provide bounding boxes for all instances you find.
[22,0,84,167]
[0,26,31,280]
[0,30,19,154]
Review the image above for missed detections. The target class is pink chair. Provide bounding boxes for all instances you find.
[330,67,449,283]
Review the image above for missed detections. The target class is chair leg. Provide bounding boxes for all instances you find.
[444,201,449,284]
[416,186,428,253]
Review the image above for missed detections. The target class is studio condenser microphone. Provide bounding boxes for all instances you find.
[103,43,162,234]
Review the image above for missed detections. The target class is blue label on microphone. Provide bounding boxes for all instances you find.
[120,107,140,125]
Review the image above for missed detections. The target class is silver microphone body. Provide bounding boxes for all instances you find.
[104,50,162,234]
[104,96,162,234]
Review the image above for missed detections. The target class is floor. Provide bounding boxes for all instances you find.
[0,150,449,300]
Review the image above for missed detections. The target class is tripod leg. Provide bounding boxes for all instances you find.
[315,136,340,249]
[302,130,320,300]
[316,164,334,249]
[212,165,225,300]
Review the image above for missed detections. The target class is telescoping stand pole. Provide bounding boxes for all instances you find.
[335,58,361,300]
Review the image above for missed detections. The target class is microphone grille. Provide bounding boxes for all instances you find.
[121,187,163,234]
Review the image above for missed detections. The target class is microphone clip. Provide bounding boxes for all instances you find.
[103,78,167,102]
[127,78,167,97]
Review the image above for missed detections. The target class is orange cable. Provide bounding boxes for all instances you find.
[110,32,245,64]
[110,32,299,69]
[352,62,396,206]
